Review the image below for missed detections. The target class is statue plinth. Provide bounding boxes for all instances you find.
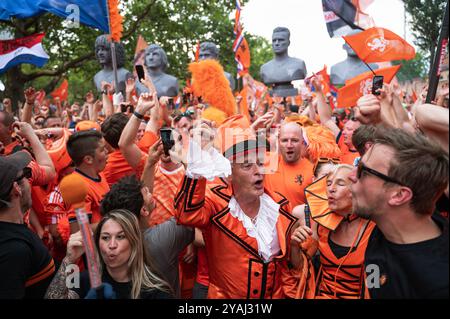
[269,82,298,97]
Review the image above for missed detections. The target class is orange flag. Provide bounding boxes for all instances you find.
[134,35,148,66]
[337,65,401,108]
[234,36,251,77]
[51,79,69,102]
[315,65,332,96]
[344,27,416,63]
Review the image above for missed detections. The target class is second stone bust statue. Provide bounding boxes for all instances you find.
[144,44,180,98]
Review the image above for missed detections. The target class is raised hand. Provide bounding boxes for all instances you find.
[311,76,323,93]
[251,111,274,132]
[24,87,38,104]
[136,92,157,115]
[13,121,35,139]
[65,232,85,264]
[355,94,382,125]
[125,77,136,95]
[85,91,95,104]
[101,81,114,95]
[147,139,164,166]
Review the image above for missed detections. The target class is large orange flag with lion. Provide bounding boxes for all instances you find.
[343,27,416,63]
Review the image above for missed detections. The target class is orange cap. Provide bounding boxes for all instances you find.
[75,121,101,132]
[215,115,262,160]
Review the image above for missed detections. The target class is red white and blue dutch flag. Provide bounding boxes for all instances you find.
[0,33,49,74]
[233,0,250,77]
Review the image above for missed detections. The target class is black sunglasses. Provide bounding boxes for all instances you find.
[15,167,33,183]
[357,161,404,186]
[3,167,32,199]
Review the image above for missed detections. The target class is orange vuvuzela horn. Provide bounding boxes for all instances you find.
[60,174,102,289]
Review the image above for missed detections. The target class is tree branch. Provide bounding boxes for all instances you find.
[123,0,157,39]
[22,51,95,82]
[43,74,63,94]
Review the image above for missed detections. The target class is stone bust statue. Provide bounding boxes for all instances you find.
[93,35,131,96]
[330,30,379,87]
[260,27,307,97]
[199,42,236,91]
[144,44,179,98]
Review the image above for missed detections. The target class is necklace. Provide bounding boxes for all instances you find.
[251,215,258,225]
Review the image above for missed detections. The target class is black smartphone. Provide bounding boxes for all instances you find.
[135,65,145,82]
[372,76,384,96]
[160,128,175,156]
[167,98,175,110]
[120,104,134,113]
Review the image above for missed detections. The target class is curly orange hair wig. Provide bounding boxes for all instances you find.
[189,60,236,117]
[304,125,342,163]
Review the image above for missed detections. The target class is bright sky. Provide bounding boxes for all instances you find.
[242,0,413,76]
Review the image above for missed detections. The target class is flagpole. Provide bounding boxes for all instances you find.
[426,0,449,104]
[106,0,120,94]
[110,41,120,94]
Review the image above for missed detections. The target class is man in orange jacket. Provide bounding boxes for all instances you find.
[174,115,311,299]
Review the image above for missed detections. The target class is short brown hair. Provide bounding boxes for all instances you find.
[374,128,449,215]
[101,113,129,149]
[353,125,377,156]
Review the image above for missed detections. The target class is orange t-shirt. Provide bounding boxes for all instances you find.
[103,150,136,187]
[264,156,314,209]
[138,131,159,153]
[142,161,185,226]
[67,170,110,225]
[337,131,360,166]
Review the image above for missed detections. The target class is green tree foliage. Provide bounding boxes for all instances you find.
[403,0,447,64]
[0,0,272,106]
[394,50,429,82]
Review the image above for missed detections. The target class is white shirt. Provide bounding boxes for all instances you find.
[228,194,281,262]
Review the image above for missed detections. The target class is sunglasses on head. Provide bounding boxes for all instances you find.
[174,110,194,122]
[313,157,340,176]
[357,161,404,186]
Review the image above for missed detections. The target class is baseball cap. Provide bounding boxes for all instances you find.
[0,151,32,207]
[75,121,101,132]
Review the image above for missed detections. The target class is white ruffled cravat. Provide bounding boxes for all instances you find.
[228,194,281,262]
[186,140,232,181]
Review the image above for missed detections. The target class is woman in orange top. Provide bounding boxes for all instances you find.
[291,164,375,299]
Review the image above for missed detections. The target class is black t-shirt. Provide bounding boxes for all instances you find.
[72,271,173,299]
[364,214,449,299]
[0,221,55,299]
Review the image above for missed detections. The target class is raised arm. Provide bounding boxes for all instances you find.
[101,82,114,118]
[16,122,56,182]
[414,103,449,153]
[141,140,163,192]
[312,78,340,136]
[22,87,37,124]
[118,92,157,169]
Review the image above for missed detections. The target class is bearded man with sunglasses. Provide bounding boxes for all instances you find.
[0,152,55,299]
[349,128,449,299]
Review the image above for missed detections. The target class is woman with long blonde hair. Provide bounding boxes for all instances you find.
[45,209,173,299]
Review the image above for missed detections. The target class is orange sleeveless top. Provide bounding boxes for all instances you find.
[316,220,376,299]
